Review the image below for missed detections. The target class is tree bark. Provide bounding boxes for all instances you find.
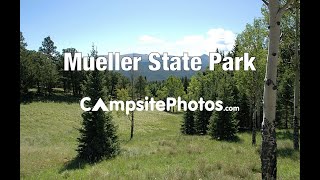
[285,105,288,129]
[37,81,41,94]
[249,102,253,130]
[261,0,294,178]
[293,0,300,150]
[63,81,67,93]
[261,0,293,179]
[130,111,134,140]
[130,67,135,140]
[257,97,261,130]
[252,105,257,145]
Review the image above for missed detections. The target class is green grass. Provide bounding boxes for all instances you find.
[20,101,300,179]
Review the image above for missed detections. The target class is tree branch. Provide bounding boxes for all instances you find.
[279,0,294,15]
[262,0,269,7]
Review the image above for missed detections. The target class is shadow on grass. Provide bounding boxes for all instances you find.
[163,110,184,115]
[276,130,294,140]
[21,91,80,104]
[256,145,300,161]
[59,157,88,173]
[278,147,300,161]
[119,138,134,145]
[213,135,243,143]
[238,127,251,133]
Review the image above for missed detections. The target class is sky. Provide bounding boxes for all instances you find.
[20,0,264,56]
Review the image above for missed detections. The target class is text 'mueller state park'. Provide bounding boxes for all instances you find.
[64,52,257,72]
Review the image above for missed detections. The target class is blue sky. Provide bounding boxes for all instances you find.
[20,0,264,56]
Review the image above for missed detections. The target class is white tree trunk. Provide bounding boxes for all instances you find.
[261,0,293,179]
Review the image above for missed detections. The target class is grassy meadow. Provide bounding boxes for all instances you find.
[20,99,299,179]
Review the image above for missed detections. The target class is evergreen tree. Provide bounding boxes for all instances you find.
[42,57,59,95]
[181,109,195,135]
[276,71,294,128]
[193,79,212,135]
[39,36,57,59]
[194,109,212,135]
[108,72,121,98]
[30,50,58,96]
[20,32,36,96]
[194,74,215,135]
[182,76,189,94]
[208,73,238,141]
[208,106,237,141]
[117,74,130,90]
[37,36,59,95]
[135,75,147,99]
[59,48,83,95]
[77,46,119,162]
[236,93,250,131]
[20,32,27,50]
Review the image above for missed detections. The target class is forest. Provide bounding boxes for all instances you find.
[20,1,300,179]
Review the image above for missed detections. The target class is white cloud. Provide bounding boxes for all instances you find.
[135,28,236,56]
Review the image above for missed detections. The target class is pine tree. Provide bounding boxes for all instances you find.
[208,72,238,141]
[39,36,57,59]
[77,46,119,162]
[193,80,211,135]
[236,93,250,131]
[194,109,211,135]
[208,99,238,141]
[135,75,147,100]
[181,109,195,135]
[182,76,189,94]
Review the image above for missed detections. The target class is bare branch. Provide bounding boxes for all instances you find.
[262,0,269,6]
[279,0,294,15]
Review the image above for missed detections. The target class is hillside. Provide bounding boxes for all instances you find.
[20,100,299,179]
[111,53,210,81]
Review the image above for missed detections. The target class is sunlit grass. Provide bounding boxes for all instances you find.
[20,101,299,179]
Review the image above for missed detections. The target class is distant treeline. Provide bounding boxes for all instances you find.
[20,15,297,131]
